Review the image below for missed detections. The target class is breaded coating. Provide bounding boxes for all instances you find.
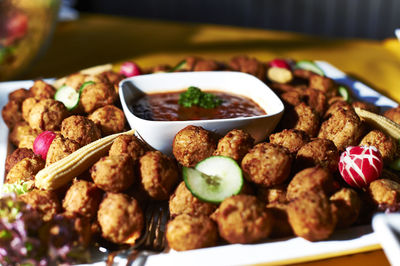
[293,69,314,80]
[212,195,272,244]
[309,74,337,98]
[109,134,148,163]
[61,115,102,146]
[330,188,361,228]
[19,190,61,221]
[280,103,319,137]
[213,129,254,162]
[80,82,117,113]
[46,135,81,166]
[139,151,179,200]
[266,202,293,238]
[324,101,351,119]
[2,100,23,129]
[295,138,339,172]
[229,55,267,81]
[5,156,45,184]
[97,193,144,244]
[21,97,39,122]
[352,101,380,114]
[303,88,327,117]
[173,125,216,167]
[9,88,30,104]
[257,185,287,204]
[169,181,217,218]
[9,121,39,149]
[63,180,103,219]
[166,214,218,251]
[384,106,400,125]
[269,129,310,154]
[287,166,337,201]
[280,90,304,107]
[287,190,336,241]
[91,154,135,192]
[241,143,292,187]
[5,148,36,175]
[359,130,397,163]
[29,80,56,99]
[28,99,68,131]
[368,179,400,210]
[318,108,363,151]
[88,105,125,135]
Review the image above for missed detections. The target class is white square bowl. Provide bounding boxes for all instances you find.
[119,71,284,154]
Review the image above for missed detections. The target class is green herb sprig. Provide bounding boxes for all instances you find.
[178,86,222,109]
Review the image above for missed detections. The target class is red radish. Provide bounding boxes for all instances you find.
[338,146,383,188]
[269,59,291,70]
[33,131,57,160]
[120,61,141,77]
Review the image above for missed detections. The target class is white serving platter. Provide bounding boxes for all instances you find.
[0,62,398,266]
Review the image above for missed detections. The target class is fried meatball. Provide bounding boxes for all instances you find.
[169,181,217,218]
[109,134,148,163]
[269,129,310,154]
[257,185,287,204]
[324,101,352,119]
[309,74,337,99]
[29,80,56,99]
[9,121,39,149]
[64,73,87,90]
[229,55,267,81]
[46,135,81,166]
[330,188,361,228]
[97,193,144,244]
[28,99,68,131]
[80,82,117,113]
[295,138,339,172]
[212,195,272,244]
[166,214,218,251]
[280,102,320,137]
[9,88,30,104]
[359,130,397,163]
[5,148,36,175]
[293,69,314,80]
[384,106,400,125]
[241,143,292,188]
[173,125,216,167]
[266,203,293,238]
[19,190,61,221]
[61,115,102,146]
[2,100,23,129]
[213,129,254,162]
[139,151,179,200]
[304,88,327,117]
[280,90,305,107]
[63,180,103,219]
[21,97,39,122]
[368,179,400,210]
[5,156,45,184]
[91,154,135,192]
[352,101,380,114]
[287,190,336,241]
[318,108,363,151]
[88,105,125,135]
[287,166,337,201]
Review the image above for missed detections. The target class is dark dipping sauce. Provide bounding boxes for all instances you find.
[131,90,266,121]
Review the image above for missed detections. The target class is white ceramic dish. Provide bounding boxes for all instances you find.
[119,71,285,154]
[0,62,399,265]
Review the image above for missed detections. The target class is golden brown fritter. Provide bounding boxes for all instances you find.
[88,105,125,136]
[5,148,36,175]
[330,188,361,228]
[293,69,314,80]
[359,130,397,163]
[257,185,287,204]
[384,106,400,125]
[295,138,339,172]
[28,99,68,131]
[229,55,267,81]
[368,179,400,209]
[166,214,218,251]
[280,90,305,107]
[109,134,148,163]
[280,102,320,137]
[212,195,272,244]
[19,190,61,221]
[46,135,81,166]
[304,88,327,117]
[91,154,135,192]
[8,88,31,104]
[169,181,217,218]
[63,180,103,219]
[266,202,293,238]
[324,101,352,119]
[173,125,216,167]
[21,97,39,122]
[97,193,144,244]
[309,74,337,99]
[80,82,117,113]
[213,129,254,162]
[241,143,292,188]
[29,80,56,99]
[269,129,310,154]
[9,121,39,149]
[287,190,336,241]
[5,156,45,184]
[139,151,179,200]
[61,115,102,146]
[2,100,23,129]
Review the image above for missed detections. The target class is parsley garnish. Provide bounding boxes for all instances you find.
[178,86,222,109]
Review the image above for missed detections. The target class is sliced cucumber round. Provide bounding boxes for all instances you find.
[79,81,95,92]
[54,85,80,110]
[295,60,325,76]
[338,85,352,103]
[183,156,243,203]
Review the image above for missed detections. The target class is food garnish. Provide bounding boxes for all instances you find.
[338,85,352,103]
[0,180,33,196]
[183,156,243,203]
[120,61,141,77]
[54,81,94,111]
[33,131,57,160]
[295,60,325,76]
[169,59,187,72]
[178,86,222,109]
[338,146,383,188]
[269,58,291,69]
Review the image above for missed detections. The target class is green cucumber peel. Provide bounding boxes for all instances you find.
[338,85,352,103]
[295,60,325,76]
[55,85,80,110]
[169,60,187,72]
[79,81,95,92]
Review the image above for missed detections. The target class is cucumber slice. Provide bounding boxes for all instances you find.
[338,85,352,103]
[79,81,95,92]
[183,156,243,203]
[54,85,80,110]
[296,60,325,76]
[169,60,187,72]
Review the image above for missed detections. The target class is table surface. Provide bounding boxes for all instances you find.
[18,13,400,266]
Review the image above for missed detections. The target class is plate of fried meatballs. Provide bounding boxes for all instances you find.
[1,56,400,266]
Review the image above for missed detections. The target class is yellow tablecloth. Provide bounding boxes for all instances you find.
[21,14,398,266]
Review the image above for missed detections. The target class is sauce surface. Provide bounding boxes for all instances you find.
[130,90,266,121]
